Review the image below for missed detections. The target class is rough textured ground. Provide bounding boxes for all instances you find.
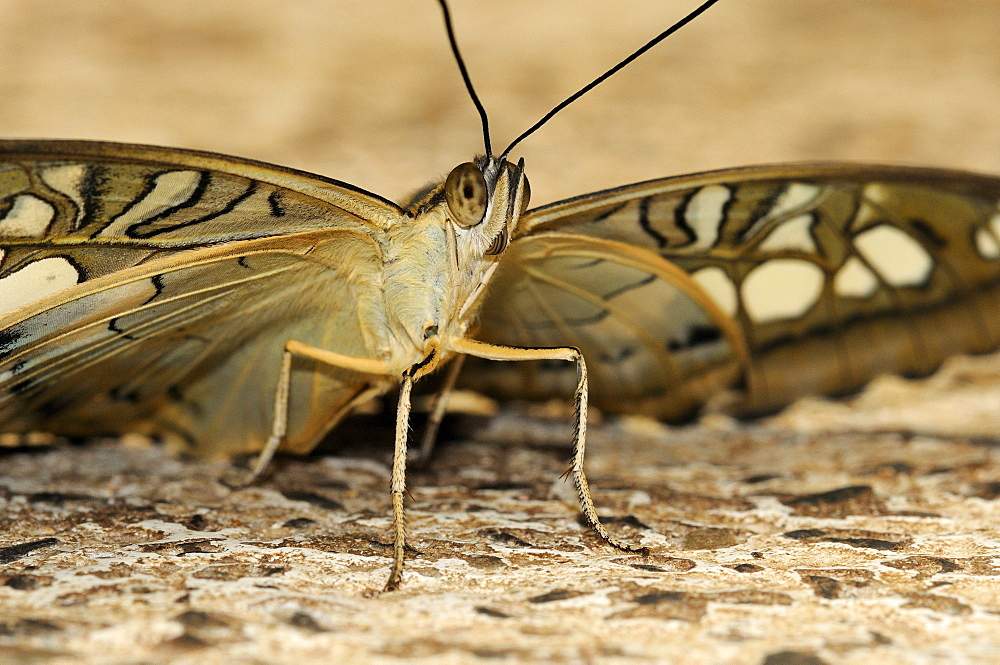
[2,2,1000,664]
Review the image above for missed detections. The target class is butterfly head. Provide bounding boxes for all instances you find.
[443,156,530,260]
[384,156,529,365]
[437,155,530,332]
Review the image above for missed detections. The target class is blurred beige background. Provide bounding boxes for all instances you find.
[1,0,998,208]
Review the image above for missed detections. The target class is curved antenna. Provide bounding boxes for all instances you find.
[437,0,492,157]
[501,0,721,159]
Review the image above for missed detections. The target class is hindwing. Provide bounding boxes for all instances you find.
[472,164,1000,418]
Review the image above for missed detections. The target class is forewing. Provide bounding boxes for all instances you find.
[475,164,1000,418]
[0,139,399,299]
[0,141,400,454]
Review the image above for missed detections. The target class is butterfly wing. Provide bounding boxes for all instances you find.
[465,233,749,421]
[0,140,402,455]
[470,164,1000,419]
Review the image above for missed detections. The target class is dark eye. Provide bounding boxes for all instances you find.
[445,162,488,227]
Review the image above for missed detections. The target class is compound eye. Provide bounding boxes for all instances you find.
[519,174,531,216]
[445,162,488,227]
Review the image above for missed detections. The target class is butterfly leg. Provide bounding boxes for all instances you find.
[246,339,392,483]
[258,339,423,592]
[413,353,466,465]
[246,348,294,483]
[450,338,647,555]
[384,368,416,592]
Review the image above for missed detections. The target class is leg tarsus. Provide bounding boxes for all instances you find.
[383,370,415,592]
[412,354,466,467]
[448,337,647,555]
[228,349,293,488]
[566,350,646,555]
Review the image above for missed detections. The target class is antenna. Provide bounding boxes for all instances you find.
[500,0,722,159]
[437,0,493,158]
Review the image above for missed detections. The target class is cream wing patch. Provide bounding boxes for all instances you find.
[834,257,879,298]
[742,259,824,323]
[854,225,933,287]
[692,266,738,316]
[39,164,87,227]
[0,256,80,318]
[758,213,817,253]
[976,210,1000,259]
[98,170,204,238]
[684,185,730,251]
[975,227,1000,259]
[0,194,56,237]
[768,183,822,218]
[742,183,822,241]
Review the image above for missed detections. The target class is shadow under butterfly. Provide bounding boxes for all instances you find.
[0,0,998,591]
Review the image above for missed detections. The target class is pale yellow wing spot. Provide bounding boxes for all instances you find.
[97,170,204,238]
[683,184,730,251]
[0,194,56,237]
[38,164,87,228]
[691,266,738,317]
[833,257,879,298]
[975,227,1000,259]
[768,183,823,217]
[741,259,825,324]
[757,213,817,253]
[0,256,80,318]
[854,225,934,288]
[734,183,829,252]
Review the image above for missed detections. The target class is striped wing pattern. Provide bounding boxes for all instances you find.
[0,141,400,455]
[473,165,1000,419]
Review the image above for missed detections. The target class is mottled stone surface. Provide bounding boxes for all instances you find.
[2,353,999,664]
[2,2,999,664]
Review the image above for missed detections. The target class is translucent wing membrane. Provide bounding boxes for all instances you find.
[473,164,1000,418]
[471,234,746,421]
[0,140,400,454]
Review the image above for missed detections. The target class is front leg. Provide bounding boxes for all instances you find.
[254,339,429,592]
[384,368,415,592]
[450,338,647,555]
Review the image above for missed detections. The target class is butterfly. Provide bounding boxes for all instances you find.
[2,1,999,591]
